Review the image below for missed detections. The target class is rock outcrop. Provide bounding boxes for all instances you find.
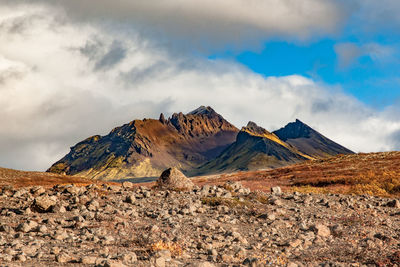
[156,167,194,191]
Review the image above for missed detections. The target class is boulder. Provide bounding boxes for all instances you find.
[156,167,194,191]
[32,195,56,212]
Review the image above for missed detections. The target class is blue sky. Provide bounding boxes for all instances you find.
[211,33,400,109]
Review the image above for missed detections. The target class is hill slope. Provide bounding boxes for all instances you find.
[193,120,354,176]
[47,106,238,180]
[273,119,354,158]
[193,122,310,175]
[0,167,103,188]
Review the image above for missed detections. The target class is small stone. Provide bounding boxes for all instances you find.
[0,224,13,233]
[33,195,56,212]
[16,220,38,233]
[122,252,137,263]
[103,260,127,267]
[125,195,136,204]
[271,186,282,195]
[188,262,216,267]
[289,239,302,248]
[386,199,400,208]
[16,254,27,262]
[313,224,331,237]
[155,250,171,261]
[243,258,259,266]
[51,247,61,255]
[56,253,70,263]
[150,225,160,233]
[81,256,97,264]
[122,181,134,189]
[270,198,283,206]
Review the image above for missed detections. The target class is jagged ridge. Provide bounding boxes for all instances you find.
[193,122,309,175]
[47,106,238,180]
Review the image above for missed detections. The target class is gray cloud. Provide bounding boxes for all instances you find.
[4,0,349,52]
[335,42,397,69]
[95,41,127,70]
[352,0,400,34]
[334,43,361,69]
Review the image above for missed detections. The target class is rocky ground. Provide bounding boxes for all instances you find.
[0,181,399,267]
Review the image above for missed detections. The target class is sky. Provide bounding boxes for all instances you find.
[1,0,400,171]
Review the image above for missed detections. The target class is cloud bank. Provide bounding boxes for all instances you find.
[5,0,348,52]
[0,2,400,171]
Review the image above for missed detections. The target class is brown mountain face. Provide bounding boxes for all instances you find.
[47,106,238,180]
[192,121,310,175]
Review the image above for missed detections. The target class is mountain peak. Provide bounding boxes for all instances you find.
[273,119,313,141]
[242,121,270,136]
[187,106,215,116]
[273,119,354,157]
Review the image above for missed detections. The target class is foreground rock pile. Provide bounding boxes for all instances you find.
[0,181,399,266]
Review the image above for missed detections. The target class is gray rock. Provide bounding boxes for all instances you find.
[313,223,331,237]
[81,256,98,264]
[122,181,134,189]
[156,167,194,191]
[122,252,137,263]
[187,262,215,267]
[103,260,127,267]
[16,220,38,233]
[56,253,70,263]
[386,199,400,208]
[33,195,56,212]
[271,186,282,195]
[126,194,136,204]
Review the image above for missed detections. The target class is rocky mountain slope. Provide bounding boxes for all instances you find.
[273,119,354,158]
[47,106,238,180]
[48,107,353,180]
[193,122,312,175]
[0,181,399,266]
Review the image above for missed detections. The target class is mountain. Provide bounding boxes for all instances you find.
[193,119,354,176]
[192,121,312,175]
[273,119,354,158]
[47,106,238,180]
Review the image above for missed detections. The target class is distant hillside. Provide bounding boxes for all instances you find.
[0,167,102,188]
[192,121,310,175]
[273,119,354,158]
[193,151,400,197]
[193,119,353,176]
[48,106,238,180]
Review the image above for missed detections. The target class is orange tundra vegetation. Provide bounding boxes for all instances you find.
[0,167,116,188]
[191,151,400,197]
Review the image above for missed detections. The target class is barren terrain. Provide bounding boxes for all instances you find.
[0,152,399,266]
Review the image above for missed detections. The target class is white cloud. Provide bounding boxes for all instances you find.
[0,3,400,171]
